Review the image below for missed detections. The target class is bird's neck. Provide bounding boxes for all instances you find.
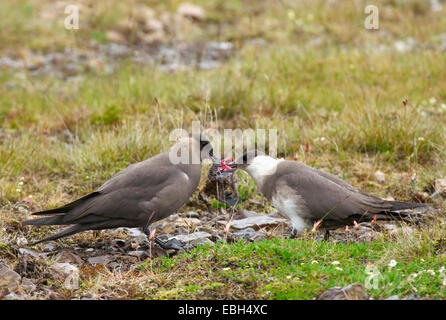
[244,156,281,188]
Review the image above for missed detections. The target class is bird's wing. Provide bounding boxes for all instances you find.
[31,153,198,226]
[307,166,358,193]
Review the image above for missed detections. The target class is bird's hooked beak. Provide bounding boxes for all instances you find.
[213,157,238,179]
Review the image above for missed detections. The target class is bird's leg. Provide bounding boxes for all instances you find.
[148,229,156,258]
[142,210,185,251]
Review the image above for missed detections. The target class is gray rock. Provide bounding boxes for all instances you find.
[232,228,264,242]
[50,263,79,277]
[5,292,26,300]
[317,283,369,300]
[177,3,206,21]
[0,263,21,292]
[50,263,79,290]
[18,248,45,259]
[22,278,36,292]
[169,231,212,245]
[112,239,126,247]
[128,250,146,258]
[224,215,287,230]
[402,293,421,300]
[185,211,200,218]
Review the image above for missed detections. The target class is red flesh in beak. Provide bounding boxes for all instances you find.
[217,157,234,172]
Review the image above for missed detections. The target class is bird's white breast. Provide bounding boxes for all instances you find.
[271,195,309,232]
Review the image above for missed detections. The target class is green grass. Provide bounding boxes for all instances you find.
[133,238,446,299]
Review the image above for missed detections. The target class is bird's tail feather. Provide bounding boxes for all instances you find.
[22,215,65,226]
[30,224,87,245]
[32,192,100,216]
[387,200,427,212]
[372,200,429,223]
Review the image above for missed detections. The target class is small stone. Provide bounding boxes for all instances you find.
[128,250,146,258]
[44,243,56,251]
[232,228,264,242]
[402,293,421,300]
[54,250,84,264]
[185,211,200,218]
[22,278,36,292]
[18,207,29,215]
[50,263,80,290]
[175,217,201,228]
[414,192,429,202]
[106,30,126,44]
[0,263,22,292]
[223,215,287,230]
[177,3,206,21]
[382,223,398,232]
[434,179,446,196]
[16,237,28,246]
[132,5,155,24]
[374,171,386,183]
[87,255,112,266]
[169,231,212,244]
[50,263,79,277]
[111,239,126,248]
[144,19,163,33]
[5,292,26,300]
[318,283,369,300]
[18,248,42,259]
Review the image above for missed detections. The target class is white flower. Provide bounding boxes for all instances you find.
[18,181,24,186]
[222,267,230,271]
[441,103,446,110]
[335,267,343,271]
[388,260,397,268]
[439,266,445,273]
[417,137,425,141]
[426,269,435,276]
[311,260,318,264]
[429,97,437,105]
[331,261,340,265]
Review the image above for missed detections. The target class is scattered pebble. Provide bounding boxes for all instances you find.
[318,283,369,300]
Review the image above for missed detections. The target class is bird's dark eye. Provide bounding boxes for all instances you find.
[200,140,209,149]
[243,154,248,162]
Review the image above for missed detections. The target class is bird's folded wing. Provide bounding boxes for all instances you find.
[280,171,391,220]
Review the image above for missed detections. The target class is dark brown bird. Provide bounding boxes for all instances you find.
[23,134,215,249]
[215,150,429,235]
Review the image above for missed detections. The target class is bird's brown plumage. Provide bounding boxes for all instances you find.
[23,135,209,244]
